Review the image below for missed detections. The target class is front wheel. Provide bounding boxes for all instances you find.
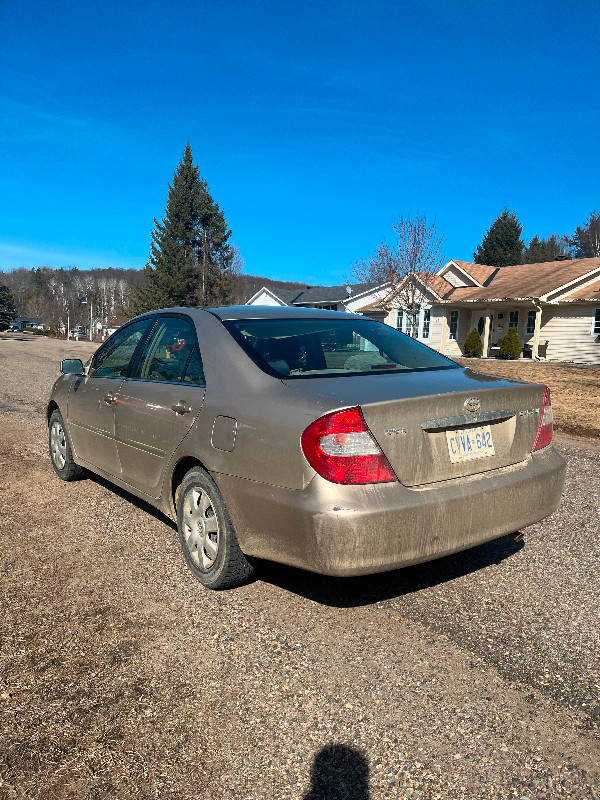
[176,467,254,589]
[48,410,84,481]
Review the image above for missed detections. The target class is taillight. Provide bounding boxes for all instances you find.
[301,407,396,484]
[532,387,553,451]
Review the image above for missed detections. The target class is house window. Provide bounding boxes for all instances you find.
[593,308,600,335]
[315,304,337,311]
[449,309,459,340]
[509,310,519,329]
[526,310,536,335]
[396,310,403,330]
[422,308,431,339]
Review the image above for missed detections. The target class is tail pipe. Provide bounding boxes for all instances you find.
[505,531,525,542]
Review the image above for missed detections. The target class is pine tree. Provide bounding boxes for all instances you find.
[130,144,234,316]
[473,208,525,267]
[0,284,16,330]
[571,211,600,258]
[522,233,571,263]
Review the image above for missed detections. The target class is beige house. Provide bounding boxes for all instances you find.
[361,257,600,364]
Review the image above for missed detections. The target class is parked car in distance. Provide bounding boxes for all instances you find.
[47,306,566,589]
[6,325,20,332]
[68,330,87,340]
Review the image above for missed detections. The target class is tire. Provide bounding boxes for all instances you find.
[48,410,85,481]
[176,467,254,589]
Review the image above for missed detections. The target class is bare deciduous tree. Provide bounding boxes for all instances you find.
[349,213,445,337]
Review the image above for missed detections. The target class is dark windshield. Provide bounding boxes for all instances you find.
[224,318,459,378]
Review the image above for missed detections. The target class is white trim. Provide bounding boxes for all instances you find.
[592,308,600,335]
[245,287,290,306]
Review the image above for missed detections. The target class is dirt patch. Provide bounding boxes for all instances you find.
[458,358,600,440]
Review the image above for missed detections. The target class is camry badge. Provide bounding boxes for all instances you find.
[464,397,481,413]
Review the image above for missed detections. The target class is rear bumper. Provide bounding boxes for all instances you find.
[213,446,566,577]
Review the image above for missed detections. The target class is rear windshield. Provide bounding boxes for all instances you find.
[224,318,459,378]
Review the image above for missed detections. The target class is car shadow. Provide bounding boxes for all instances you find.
[257,536,524,608]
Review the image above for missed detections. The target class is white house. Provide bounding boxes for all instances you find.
[366,257,600,364]
[246,282,392,314]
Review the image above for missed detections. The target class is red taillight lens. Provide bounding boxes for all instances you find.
[301,407,396,484]
[532,387,553,451]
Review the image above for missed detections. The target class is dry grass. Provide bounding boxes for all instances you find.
[458,358,600,440]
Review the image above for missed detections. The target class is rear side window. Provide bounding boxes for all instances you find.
[131,316,205,385]
[224,318,458,378]
[90,319,152,378]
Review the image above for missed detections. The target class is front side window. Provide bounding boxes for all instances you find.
[224,317,458,378]
[131,316,204,384]
[593,308,600,335]
[449,309,459,341]
[526,310,536,335]
[90,318,152,378]
[509,310,519,329]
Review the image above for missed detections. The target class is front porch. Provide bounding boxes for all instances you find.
[442,302,546,359]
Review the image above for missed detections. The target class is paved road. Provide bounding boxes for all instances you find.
[0,337,599,799]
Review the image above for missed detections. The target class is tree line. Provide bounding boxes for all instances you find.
[473,207,600,267]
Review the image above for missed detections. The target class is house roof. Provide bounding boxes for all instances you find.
[561,277,600,302]
[248,282,387,306]
[438,257,600,302]
[446,261,497,285]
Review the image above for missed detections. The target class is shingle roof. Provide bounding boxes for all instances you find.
[269,288,305,304]
[561,277,600,301]
[449,261,497,285]
[441,257,600,301]
[262,282,385,305]
[293,282,383,303]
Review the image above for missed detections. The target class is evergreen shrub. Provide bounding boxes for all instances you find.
[464,328,483,357]
[499,327,522,359]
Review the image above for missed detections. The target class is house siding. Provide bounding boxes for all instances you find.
[536,305,600,364]
[442,266,477,288]
[428,307,446,353]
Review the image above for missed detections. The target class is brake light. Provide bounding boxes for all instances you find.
[301,407,396,484]
[532,387,553,451]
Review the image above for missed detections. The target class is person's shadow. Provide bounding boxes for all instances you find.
[303,744,370,799]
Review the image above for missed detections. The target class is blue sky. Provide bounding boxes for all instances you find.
[1,0,599,284]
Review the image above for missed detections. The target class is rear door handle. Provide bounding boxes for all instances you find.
[172,402,192,415]
[103,393,117,404]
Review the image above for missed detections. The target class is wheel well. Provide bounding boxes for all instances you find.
[171,457,206,515]
[47,400,59,424]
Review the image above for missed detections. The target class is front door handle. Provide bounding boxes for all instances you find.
[172,402,192,415]
[103,393,117,404]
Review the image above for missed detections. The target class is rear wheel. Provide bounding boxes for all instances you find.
[176,467,254,589]
[48,410,84,481]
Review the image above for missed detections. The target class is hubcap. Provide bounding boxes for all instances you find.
[50,420,67,469]
[182,487,219,570]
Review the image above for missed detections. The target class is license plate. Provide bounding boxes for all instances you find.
[446,425,495,463]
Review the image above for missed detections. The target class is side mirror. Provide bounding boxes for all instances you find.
[61,358,84,375]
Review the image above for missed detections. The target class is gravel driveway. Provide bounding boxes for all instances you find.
[0,335,599,799]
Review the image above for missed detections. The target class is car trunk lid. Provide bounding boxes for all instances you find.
[284,367,547,486]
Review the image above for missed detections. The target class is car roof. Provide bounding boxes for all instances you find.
[133,305,364,322]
